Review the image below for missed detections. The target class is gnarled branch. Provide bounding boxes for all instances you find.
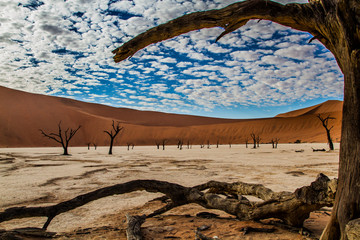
[0,174,336,231]
[113,0,320,62]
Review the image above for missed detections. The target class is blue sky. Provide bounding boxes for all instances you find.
[0,0,344,119]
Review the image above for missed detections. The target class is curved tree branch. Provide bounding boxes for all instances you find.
[0,174,336,230]
[112,0,320,62]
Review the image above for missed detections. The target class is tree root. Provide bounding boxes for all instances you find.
[0,173,337,239]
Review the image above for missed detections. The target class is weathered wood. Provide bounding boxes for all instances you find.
[0,174,337,231]
[317,114,335,150]
[345,218,360,240]
[104,120,123,155]
[111,0,360,238]
[40,121,81,155]
[126,214,145,240]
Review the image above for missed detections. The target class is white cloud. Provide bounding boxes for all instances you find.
[0,0,344,118]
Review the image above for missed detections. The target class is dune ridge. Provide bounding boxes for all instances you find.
[0,86,342,147]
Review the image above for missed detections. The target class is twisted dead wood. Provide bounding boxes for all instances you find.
[0,174,336,231]
[126,214,146,240]
[112,0,360,238]
[112,0,321,63]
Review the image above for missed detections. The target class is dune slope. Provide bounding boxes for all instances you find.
[0,86,342,147]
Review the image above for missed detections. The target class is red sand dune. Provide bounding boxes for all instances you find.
[0,86,342,147]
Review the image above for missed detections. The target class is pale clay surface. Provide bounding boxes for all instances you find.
[0,143,339,233]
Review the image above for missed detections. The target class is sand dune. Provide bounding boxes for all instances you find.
[0,86,343,147]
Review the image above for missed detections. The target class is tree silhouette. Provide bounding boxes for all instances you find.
[40,121,81,155]
[317,114,335,151]
[256,135,261,148]
[104,121,123,155]
[177,139,183,150]
[271,138,280,149]
[155,140,161,150]
[127,142,134,151]
[113,0,360,238]
[250,133,257,149]
[245,137,249,148]
[161,139,168,150]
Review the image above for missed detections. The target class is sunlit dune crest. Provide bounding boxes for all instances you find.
[0,86,342,147]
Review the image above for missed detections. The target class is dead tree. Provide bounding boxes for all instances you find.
[207,140,210,149]
[0,174,337,235]
[317,114,335,151]
[187,140,191,149]
[250,133,257,149]
[271,138,280,149]
[112,0,360,238]
[104,121,123,155]
[245,137,249,148]
[93,143,97,150]
[177,139,183,150]
[256,136,261,148]
[127,143,134,151]
[216,139,220,148]
[39,121,81,155]
[87,142,91,150]
[155,141,161,150]
[161,139,168,150]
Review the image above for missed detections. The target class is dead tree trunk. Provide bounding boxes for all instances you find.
[256,136,261,148]
[245,137,249,148]
[0,174,337,232]
[250,133,257,149]
[127,143,134,151]
[271,138,280,149]
[126,214,145,240]
[177,139,183,150]
[40,121,81,155]
[104,121,123,155]
[93,143,97,150]
[112,0,360,238]
[317,114,335,151]
[162,139,167,150]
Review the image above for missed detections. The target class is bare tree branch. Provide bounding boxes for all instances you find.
[112,0,320,62]
[39,122,81,155]
[0,174,337,230]
[104,120,124,155]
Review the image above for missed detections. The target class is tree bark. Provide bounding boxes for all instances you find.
[111,0,360,238]
[0,175,337,231]
[126,214,145,240]
[63,147,69,155]
[321,53,360,240]
[109,138,114,155]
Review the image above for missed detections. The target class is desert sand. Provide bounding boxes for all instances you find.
[0,143,339,239]
[0,86,342,148]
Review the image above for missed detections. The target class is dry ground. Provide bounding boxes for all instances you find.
[0,143,339,239]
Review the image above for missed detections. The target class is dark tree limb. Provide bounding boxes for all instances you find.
[104,120,123,155]
[126,214,146,240]
[317,114,335,150]
[0,174,337,231]
[112,0,319,63]
[40,121,81,155]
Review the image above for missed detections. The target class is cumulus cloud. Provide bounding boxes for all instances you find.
[0,0,344,118]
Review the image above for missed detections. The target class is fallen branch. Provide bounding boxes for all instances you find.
[0,174,337,232]
[312,148,326,152]
[126,214,145,240]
